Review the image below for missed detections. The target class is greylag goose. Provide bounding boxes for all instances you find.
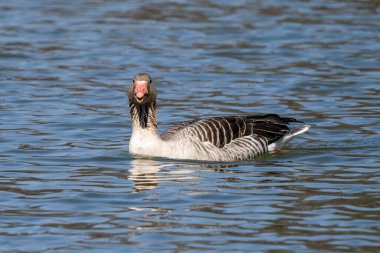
[128,73,310,162]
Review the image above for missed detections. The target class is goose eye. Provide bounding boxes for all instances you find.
[149,80,152,84]
[133,80,135,83]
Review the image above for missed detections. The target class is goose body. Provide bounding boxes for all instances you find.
[128,73,310,162]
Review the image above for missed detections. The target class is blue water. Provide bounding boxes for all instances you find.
[1,0,380,252]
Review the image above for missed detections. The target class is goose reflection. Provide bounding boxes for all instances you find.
[128,158,165,192]
[128,157,241,192]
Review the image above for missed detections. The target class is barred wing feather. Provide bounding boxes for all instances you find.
[161,114,299,147]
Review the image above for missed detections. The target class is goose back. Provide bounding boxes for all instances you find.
[161,114,300,148]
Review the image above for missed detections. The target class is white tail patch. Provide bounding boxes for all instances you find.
[268,125,310,152]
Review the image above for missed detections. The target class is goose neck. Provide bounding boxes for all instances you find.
[130,103,158,132]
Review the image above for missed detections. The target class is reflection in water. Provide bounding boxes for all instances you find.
[128,158,242,192]
[128,158,203,192]
[128,158,164,192]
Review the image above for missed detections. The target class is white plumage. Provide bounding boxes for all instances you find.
[128,73,310,162]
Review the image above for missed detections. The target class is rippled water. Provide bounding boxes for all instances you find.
[1,0,380,252]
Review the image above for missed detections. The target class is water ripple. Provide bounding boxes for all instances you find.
[1,0,380,252]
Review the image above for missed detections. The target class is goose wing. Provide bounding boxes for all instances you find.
[161,119,199,140]
[161,114,302,148]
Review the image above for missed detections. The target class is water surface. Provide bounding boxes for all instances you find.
[1,0,380,252]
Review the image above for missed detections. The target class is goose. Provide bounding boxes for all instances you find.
[128,73,310,162]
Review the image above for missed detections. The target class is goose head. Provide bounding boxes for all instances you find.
[128,73,156,106]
